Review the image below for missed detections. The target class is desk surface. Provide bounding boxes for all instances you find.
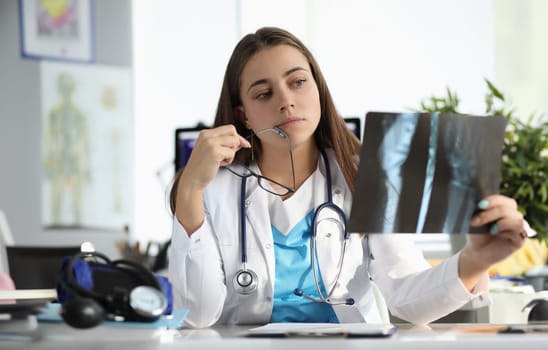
[3,323,548,350]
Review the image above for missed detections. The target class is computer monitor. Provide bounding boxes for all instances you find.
[6,246,81,289]
[174,125,208,172]
[344,117,362,141]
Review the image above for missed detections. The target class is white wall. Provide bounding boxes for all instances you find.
[241,0,495,115]
[495,0,548,120]
[132,0,240,243]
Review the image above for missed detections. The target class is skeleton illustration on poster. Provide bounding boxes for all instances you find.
[41,61,133,230]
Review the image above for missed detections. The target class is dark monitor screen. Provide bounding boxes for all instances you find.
[344,117,362,141]
[6,246,81,289]
[174,126,208,172]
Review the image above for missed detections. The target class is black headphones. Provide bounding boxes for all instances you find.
[57,251,170,329]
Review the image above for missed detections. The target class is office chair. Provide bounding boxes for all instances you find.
[6,246,81,289]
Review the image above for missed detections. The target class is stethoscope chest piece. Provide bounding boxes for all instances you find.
[233,268,258,294]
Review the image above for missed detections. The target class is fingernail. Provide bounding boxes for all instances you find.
[477,200,489,210]
[490,224,499,235]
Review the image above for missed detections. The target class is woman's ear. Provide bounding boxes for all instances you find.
[235,107,249,128]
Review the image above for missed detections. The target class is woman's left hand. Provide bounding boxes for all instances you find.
[458,194,527,290]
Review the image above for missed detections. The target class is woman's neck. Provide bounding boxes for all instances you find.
[258,139,319,192]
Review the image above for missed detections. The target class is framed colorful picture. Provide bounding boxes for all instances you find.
[19,0,95,62]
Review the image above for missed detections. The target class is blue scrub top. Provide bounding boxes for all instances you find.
[270,209,339,323]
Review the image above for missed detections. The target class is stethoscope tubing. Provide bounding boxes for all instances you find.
[309,149,349,302]
[240,170,248,267]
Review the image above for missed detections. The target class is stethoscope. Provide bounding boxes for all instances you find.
[233,148,355,306]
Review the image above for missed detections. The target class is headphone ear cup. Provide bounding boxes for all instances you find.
[57,255,95,304]
[60,296,106,329]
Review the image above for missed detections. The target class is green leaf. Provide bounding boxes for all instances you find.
[485,78,505,101]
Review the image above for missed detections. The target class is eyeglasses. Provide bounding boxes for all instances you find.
[223,127,296,196]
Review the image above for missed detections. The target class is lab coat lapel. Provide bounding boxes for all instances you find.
[243,182,276,293]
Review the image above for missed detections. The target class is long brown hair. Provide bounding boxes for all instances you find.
[170,27,360,213]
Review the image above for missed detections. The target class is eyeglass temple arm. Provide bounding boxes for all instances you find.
[272,127,297,191]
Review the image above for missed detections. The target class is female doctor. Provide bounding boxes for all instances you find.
[168,27,529,328]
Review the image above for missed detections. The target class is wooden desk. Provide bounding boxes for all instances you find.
[4,323,548,349]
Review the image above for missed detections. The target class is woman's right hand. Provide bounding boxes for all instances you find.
[182,125,251,191]
[175,125,250,234]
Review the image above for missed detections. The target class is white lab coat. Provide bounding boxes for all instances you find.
[168,149,488,328]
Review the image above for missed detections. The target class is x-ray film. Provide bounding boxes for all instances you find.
[348,112,507,234]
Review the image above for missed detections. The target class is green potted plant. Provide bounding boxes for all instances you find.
[417,79,548,243]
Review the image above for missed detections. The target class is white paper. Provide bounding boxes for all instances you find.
[247,322,396,336]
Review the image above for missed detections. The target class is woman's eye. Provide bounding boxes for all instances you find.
[255,91,271,100]
[293,79,306,87]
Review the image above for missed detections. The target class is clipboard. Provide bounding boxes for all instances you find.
[246,322,397,338]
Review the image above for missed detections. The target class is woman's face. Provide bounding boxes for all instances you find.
[238,44,321,151]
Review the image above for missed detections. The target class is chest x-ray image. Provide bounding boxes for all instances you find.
[348,112,507,234]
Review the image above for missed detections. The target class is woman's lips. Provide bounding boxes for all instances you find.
[277,118,303,128]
